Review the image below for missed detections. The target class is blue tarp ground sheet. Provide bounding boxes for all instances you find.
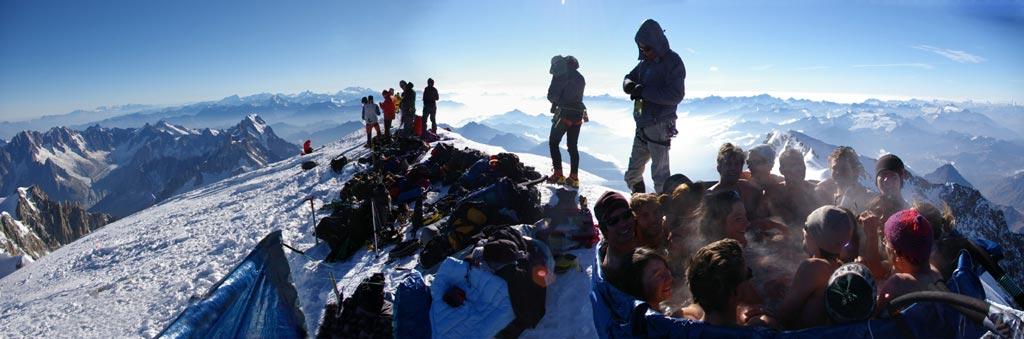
[158,230,307,339]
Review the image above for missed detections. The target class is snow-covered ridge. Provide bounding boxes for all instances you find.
[0,128,618,338]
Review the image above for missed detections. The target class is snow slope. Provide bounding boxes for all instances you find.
[0,129,617,338]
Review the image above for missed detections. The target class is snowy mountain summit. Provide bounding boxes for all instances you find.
[0,129,616,338]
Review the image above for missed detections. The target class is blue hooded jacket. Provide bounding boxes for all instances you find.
[624,19,686,128]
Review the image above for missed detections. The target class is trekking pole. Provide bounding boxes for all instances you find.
[329,272,343,304]
[371,199,380,256]
[309,197,317,244]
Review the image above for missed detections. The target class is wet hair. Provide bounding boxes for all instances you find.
[688,239,747,313]
[717,143,746,165]
[828,146,864,177]
[778,148,804,167]
[912,201,953,241]
[865,194,908,221]
[631,193,668,215]
[620,247,670,301]
[697,190,742,243]
[666,183,702,227]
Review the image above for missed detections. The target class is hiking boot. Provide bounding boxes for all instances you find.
[547,169,565,184]
[564,174,580,188]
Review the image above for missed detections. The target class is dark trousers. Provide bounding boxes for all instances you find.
[384,118,392,137]
[422,105,437,133]
[549,120,581,174]
[401,110,416,133]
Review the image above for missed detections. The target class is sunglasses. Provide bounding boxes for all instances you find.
[601,209,634,226]
[638,45,653,53]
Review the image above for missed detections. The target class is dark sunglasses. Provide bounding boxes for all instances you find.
[601,209,634,226]
[638,45,652,53]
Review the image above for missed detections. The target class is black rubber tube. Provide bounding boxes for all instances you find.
[889,290,990,323]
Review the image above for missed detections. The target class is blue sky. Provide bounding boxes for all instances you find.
[1,0,1022,121]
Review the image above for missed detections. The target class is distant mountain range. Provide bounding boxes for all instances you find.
[0,115,296,217]
[446,112,626,189]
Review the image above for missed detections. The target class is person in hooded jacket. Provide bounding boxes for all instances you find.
[400,81,417,133]
[422,78,439,134]
[379,90,397,138]
[622,19,687,194]
[546,55,587,188]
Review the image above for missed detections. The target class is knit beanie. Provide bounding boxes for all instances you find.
[884,209,933,265]
[876,154,905,181]
[594,191,629,225]
[804,205,854,255]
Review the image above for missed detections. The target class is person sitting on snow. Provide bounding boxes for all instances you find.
[777,205,854,329]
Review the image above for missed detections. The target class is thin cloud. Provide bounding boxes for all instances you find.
[851,63,934,69]
[913,45,986,63]
[794,66,830,71]
[709,66,719,72]
[751,64,775,71]
[686,48,698,54]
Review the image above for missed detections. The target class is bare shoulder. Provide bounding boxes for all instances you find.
[797,258,836,280]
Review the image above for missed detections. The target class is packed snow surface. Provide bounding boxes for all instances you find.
[0,130,616,338]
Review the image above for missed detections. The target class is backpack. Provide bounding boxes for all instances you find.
[330,155,348,173]
[317,273,393,339]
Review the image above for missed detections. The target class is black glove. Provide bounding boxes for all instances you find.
[623,79,637,94]
[630,84,644,101]
[550,103,557,114]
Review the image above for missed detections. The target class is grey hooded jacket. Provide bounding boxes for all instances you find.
[623,19,686,128]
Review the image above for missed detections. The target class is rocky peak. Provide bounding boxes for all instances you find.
[0,185,117,261]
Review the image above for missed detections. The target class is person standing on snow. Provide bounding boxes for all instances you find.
[546,55,587,188]
[422,78,439,134]
[379,90,397,138]
[622,19,686,194]
[361,96,382,147]
[400,80,417,134]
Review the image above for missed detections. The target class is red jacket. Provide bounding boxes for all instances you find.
[380,95,396,120]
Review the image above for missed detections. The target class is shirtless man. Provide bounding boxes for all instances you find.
[777,205,854,329]
[816,146,876,215]
[708,143,762,221]
[631,193,669,249]
[763,148,825,229]
[872,209,941,315]
[746,144,784,189]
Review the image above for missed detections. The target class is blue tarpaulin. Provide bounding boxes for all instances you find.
[158,231,307,339]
